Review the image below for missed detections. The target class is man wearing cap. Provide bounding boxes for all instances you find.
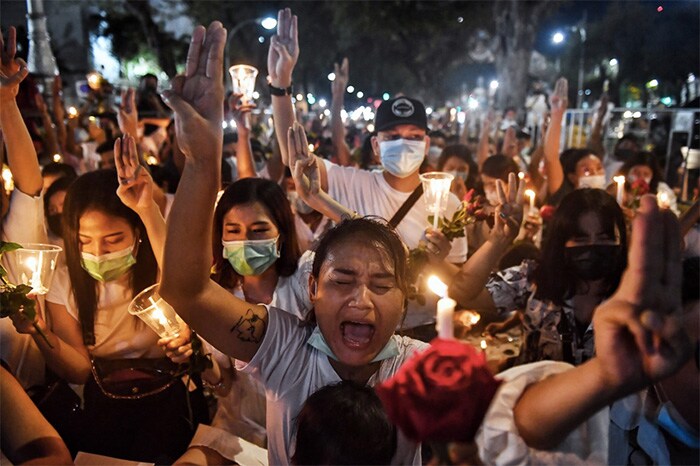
[267,8,467,329]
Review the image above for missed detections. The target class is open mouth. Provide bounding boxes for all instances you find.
[341,321,375,348]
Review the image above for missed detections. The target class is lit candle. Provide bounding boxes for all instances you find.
[518,171,525,181]
[428,275,455,339]
[614,175,625,205]
[525,189,536,213]
[657,191,670,209]
[480,339,487,355]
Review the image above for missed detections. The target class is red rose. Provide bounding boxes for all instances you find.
[375,338,501,443]
[539,204,556,222]
[463,188,476,203]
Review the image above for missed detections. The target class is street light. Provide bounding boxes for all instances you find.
[225,16,277,85]
[551,31,565,44]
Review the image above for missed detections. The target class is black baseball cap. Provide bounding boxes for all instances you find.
[374,97,428,132]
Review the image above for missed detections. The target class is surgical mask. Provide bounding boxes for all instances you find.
[81,244,137,282]
[577,174,606,190]
[222,236,280,276]
[287,191,314,215]
[484,189,500,206]
[655,400,700,449]
[565,245,621,281]
[627,173,652,185]
[447,170,469,183]
[307,326,400,363]
[367,164,384,172]
[47,214,63,238]
[379,139,426,178]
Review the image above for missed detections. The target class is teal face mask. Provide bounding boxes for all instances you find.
[307,326,399,363]
[81,244,137,282]
[222,236,280,276]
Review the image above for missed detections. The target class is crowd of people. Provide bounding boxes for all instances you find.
[1,8,698,465]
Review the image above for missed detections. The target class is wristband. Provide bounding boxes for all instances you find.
[268,82,293,97]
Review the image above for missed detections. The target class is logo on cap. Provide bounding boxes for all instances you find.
[391,98,415,117]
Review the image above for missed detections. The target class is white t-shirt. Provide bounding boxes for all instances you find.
[47,269,164,359]
[238,309,429,465]
[324,162,468,328]
[190,251,316,458]
[1,189,48,388]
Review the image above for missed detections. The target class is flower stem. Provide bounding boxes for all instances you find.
[33,322,54,349]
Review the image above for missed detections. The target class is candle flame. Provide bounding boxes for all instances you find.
[518,172,525,180]
[152,307,169,326]
[525,189,535,199]
[427,275,448,298]
[613,175,625,184]
[480,339,487,350]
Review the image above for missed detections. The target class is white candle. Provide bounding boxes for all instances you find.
[480,338,487,355]
[428,275,455,339]
[525,189,536,213]
[614,176,625,205]
[436,296,456,339]
[657,191,670,209]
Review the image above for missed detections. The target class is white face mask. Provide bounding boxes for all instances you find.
[379,139,426,178]
[446,170,468,183]
[627,173,652,185]
[577,174,606,190]
[485,189,500,206]
[427,146,442,166]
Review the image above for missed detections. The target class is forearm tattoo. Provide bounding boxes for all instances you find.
[230,308,267,343]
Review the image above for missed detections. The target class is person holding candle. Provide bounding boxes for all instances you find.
[265,9,467,332]
[175,175,318,465]
[450,188,627,367]
[11,136,208,463]
[615,151,679,215]
[158,20,694,465]
[0,26,52,391]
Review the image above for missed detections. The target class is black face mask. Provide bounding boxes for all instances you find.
[565,245,621,281]
[47,214,63,238]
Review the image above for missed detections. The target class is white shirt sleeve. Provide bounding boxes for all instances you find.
[476,361,609,465]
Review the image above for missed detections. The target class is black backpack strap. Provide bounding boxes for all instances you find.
[388,184,423,228]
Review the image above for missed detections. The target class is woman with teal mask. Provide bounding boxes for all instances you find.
[176,176,314,465]
[11,136,208,463]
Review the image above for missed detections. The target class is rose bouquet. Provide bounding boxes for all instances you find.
[407,190,487,304]
[625,179,650,211]
[375,338,501,443]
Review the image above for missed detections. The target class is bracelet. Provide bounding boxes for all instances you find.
[268,82,293,97]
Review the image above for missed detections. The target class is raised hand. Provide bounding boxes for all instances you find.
[289,121,320,199]
[118,87,139,138]
[115,135,152,214]
[550,77,568,117]
[267,8,299,88]
[228,92,256,133]
[492,172,525,244]
[34,93,48,115]
[331,57,349,97]
[0,27,29,101]
[501,126,517,157]
[593,195,690,395]
[162,22,226,163]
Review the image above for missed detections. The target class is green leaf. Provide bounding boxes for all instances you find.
[0,241,22,255]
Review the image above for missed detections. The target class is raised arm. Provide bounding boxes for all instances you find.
[0,27,42,196]
[513,195,691,449]
[114,135,166,269]
[229,92,257,179]
[117,87,140,140]
[268,8,329,190]
[477,110,494,170]
[289,121,355,222]
[449,173,524,309]
[330,57,352,166]
[159,22,267,363]
[34,93,60,158]
[543,78,567,195]
[587,94,608,159]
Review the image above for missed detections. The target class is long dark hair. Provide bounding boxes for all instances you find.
[534,189,627,304]
[62,170,158,345]
[212,177,300,289]
[618,151,663,193]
